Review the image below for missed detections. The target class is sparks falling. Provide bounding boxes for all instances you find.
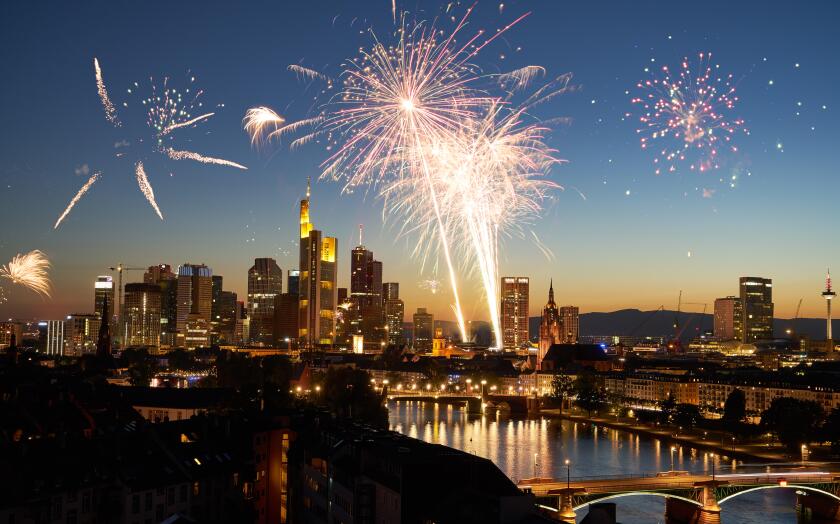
[54,171,101,229]
[629,52,748,174]
[0,250,52,298]
[164,148,248,170]
[242,106,286,147]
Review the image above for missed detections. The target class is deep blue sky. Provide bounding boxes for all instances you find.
[2,1,838,321]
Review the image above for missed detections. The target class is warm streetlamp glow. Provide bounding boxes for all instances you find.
[565,459,571,489]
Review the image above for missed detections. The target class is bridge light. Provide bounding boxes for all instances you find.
[779,479,788,487]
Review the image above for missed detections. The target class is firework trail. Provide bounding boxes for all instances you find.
[242,106,286,147]
[160,112,215,136]
[94,58,120,126]
[135,161,163,219]
[164,148,248,170]
[54,171,101,229]
[1,250,52,298]
[288,64,330,83]
[629,52,748,174]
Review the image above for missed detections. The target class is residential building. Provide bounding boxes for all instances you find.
[714,296,743,341]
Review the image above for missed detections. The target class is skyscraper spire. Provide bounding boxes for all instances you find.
[306,175,311,199]
[358,223,364,248]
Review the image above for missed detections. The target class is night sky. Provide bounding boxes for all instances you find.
[2,1,838,321]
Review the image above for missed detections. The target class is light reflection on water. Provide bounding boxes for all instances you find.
[389,400,798,524]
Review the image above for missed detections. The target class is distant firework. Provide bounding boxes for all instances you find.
[55,60,246,228]
[1,250,52,298]
[245,7,570,348]
[629,52,748,174]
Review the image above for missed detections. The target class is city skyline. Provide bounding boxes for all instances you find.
[1,1,838,321]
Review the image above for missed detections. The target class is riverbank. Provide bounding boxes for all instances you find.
[542,408,789,463]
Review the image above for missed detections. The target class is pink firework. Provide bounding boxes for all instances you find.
[629,52,748,174]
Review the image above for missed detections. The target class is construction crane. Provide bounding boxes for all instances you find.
[670,291,708,352]
[108,263,146,343]
[787,298,804,337]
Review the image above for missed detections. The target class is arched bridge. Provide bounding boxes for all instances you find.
[519,470,840,523]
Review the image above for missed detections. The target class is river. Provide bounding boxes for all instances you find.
[388,399,799,523]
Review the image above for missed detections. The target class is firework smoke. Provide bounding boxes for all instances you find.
[1,250,52,298]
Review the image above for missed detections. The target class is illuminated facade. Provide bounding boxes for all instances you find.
[176,264,213,348]
[412,308,434,351]
[144,264,177,347]
[64,314,101,356]
[124,283,162,349]
[739,276,773,343]
[538,281,560,367]
[713,296,743,341]
[94,275,115,333]
[44,320,64,356]
[247,258,283,345]
[350,234,385,347]
[559,305,580,344]
[383,283,405,346]
[500,277,529,350]
[298,180,338,347]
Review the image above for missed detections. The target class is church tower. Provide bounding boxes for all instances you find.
[538,279,561,369]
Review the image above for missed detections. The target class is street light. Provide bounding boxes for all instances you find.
[710,453,716,481]
[670,446,676,472]
[565,459,571,489]
[533,453,538,478]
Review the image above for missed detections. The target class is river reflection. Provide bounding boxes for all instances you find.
[388,400,799,524]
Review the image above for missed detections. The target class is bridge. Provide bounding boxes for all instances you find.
[387,392,535,414]
[518,469,840,523]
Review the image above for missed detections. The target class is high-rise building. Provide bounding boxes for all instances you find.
[413,308,434,351]
[124,283,162,349]
[144,265,177,347]
[94,276,115,328]
[298,179,338,347]
[44,320,64,356]
[559,306,580,344]
[335,288,352,346]
[500,277,529,350]
[273,293,300,347]
[714,296,743,341]
[382,283,404,346]
[288,270,300,296]
[216,290,240,344]
[248,258,283,345]
[176,264,213,348]
[538,281,560,368]
[350,231,385,348]
[211,275,224,343]
[739,277,773,343]
[64,314,101,356]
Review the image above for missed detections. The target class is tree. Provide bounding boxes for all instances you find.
[823,406,840,454]
[128,357,158,386]
[549,374,574,412]
[674,403,702,429]
[761,397,824,451]
[166,349,195,371]
[573,372,606,416]
[659,393,677,424]
[322,367,388,427]
[723,389,747,424]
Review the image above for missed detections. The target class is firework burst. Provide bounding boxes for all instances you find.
[1,250,52,298]
[55,61,246,227]
[246,7,569,348]
[629,52,748,174]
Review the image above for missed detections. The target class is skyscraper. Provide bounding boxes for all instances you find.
[500,277,529,350]
[298,179,338,347]
[538,281,560,368]
[350,230,385,347]
[145,265,177,348]
[273,293,299,347]
[211,275,224,343]
[217,290,240,344]
[44,320,64,356]
[248,258,283,345]
[123,283,162,349]
[739,276,774,343]
[287,269,300,296]
[559,306,580,344]
[714,296,743,341]
[413,308,434,351]
[383,283,404,346]
[94,275,115,328]
[176,264,213,348]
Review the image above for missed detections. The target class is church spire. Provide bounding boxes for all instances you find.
[548,278,555,306]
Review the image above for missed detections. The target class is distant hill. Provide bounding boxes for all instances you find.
[411,309,838,344]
